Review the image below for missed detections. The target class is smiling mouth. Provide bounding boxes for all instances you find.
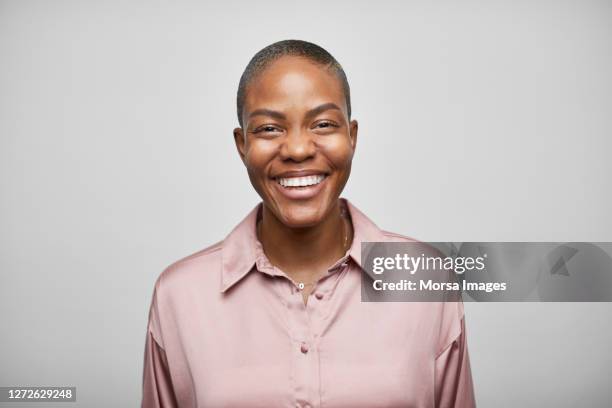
[276,174,327,188]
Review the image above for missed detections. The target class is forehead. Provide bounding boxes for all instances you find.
[244,56,346,115]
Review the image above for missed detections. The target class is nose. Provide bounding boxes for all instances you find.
[279,127,316,162]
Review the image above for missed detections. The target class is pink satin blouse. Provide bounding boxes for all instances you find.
[141,198,476,407]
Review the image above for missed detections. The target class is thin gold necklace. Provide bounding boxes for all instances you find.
[257,212,352,290]
[295,214,351,290]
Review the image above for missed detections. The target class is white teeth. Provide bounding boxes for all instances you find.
[277,174,325,188]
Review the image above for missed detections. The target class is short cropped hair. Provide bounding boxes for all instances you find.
[236,39,351,128]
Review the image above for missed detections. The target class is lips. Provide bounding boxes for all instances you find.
[271,171,329,200]
[277,174,326,188]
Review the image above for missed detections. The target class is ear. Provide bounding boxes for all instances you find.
[349,119,358,151]
[233,127,247,164]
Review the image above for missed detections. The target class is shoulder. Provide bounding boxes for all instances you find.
[145,240,226,347]
[154,240,224,298]
[375,229,467,352]
[380,230,419,243]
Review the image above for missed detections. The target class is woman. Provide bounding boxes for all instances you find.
[142,40,475,408]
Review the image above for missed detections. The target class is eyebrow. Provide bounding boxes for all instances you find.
[248,102,342,122]
[248,108,286,121]
[305,103,342,119]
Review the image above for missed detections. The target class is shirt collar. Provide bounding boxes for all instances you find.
[220,198,388,293]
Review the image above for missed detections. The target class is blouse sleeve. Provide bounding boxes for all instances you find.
[141,281,178,408]
[434,307,476,408]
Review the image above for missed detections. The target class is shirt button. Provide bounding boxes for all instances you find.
[315,293,323,300]
[300,343,309,354]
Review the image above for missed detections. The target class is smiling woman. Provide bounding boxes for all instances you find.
[234,53,356,231]
[141,40,476,408]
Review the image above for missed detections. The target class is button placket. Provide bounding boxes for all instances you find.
[291,263,347,408]
[286,279,317,408]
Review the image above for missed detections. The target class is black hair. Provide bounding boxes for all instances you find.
[236,39,351,128]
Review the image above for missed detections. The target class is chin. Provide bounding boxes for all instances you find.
[275,200,329,228]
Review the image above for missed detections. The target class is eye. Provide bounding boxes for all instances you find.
[313,121,339,130]
[253,125,282,134]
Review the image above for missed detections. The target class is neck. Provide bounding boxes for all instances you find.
[258,200,350,278]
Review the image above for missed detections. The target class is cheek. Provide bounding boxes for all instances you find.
[319,137,354,170]
[244,140,278,175]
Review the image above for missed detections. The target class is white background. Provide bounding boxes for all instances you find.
[1,0,611,406]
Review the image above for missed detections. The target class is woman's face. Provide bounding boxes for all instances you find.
[234,56,358,228]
